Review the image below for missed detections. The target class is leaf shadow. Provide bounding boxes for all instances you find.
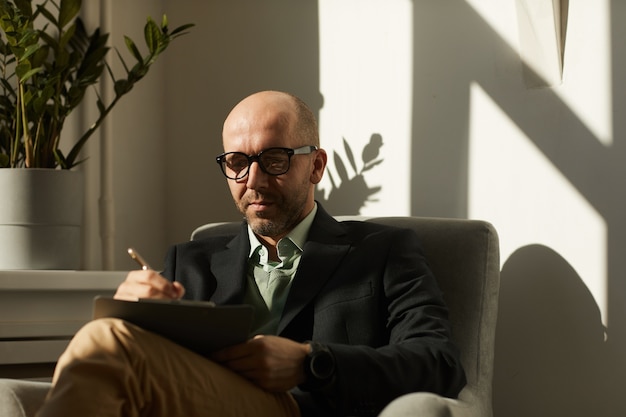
[315,133,384,215]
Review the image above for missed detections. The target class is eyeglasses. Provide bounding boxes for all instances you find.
[216,145,318,180]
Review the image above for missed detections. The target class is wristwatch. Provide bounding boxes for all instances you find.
[301,341,336,390]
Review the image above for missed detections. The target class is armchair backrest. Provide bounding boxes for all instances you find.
[366,217,500,417]
[191,216,500,416]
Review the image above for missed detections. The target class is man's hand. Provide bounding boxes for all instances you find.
[211,335,311,392]
[114,270,185,301]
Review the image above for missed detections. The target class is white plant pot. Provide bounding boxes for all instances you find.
[0,169,84,270]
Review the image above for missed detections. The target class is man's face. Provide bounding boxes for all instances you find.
[221,94,325,243]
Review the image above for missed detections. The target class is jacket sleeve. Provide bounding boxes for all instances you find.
[296,227,466,417]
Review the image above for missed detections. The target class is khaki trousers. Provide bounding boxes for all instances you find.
[36,318,300,417]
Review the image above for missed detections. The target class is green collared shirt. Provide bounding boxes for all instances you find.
[244,204,317,335]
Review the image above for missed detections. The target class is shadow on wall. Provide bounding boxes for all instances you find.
[315,134,384,215]
[494,244,626,417]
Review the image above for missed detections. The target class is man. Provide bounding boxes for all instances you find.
[37,91,466,417]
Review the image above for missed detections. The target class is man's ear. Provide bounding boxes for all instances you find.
[310,149,327,184]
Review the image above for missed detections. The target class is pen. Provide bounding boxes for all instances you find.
[127,247,152,270]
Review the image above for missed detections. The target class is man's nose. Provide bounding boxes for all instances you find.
[245,161,268,189]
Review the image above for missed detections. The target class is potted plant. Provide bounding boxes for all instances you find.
[0,0,193,269]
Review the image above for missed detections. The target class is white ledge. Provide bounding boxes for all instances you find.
[0,270,127,291]
[0,270,126,357]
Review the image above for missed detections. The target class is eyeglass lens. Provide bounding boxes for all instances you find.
[221,148,292,179]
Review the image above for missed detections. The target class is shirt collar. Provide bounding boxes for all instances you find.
[247,203,318,261]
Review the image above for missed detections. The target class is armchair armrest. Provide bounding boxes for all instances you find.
[379,387,488,417]
[0,379,50,417]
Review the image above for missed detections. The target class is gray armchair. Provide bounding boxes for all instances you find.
[0,216,500,417]
[372,217,500,417]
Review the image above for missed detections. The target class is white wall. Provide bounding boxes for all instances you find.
[458,1,624,415]
[82,0,626,415]
[317,0,414,216]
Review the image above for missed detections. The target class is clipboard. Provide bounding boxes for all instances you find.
[92,296,254,356]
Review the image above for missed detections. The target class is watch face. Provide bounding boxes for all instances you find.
[311,350,335,380]
[301,343,336,391]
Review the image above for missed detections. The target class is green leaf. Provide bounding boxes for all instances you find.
[114,79,131,96]
[20,43,40,60]
[124,35,142,63]
[128,60,148,78]
[79,28,109,72]
[58,0,82,28]
[35,4,57,26]
[38,30,57,49]
[32,84,55,113]
[29,44,49,68]
[144,17,160,55]
[53,148,68,169]
[59,21,76,48]
[68,17,89,52]
[14,30,38,51]
[169,23,195,37]
[15,60,31,79]
[66,85,86,107]
[56,45,70,67]
[13,0,33,19]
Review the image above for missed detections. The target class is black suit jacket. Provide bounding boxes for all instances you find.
[161,205,466,416]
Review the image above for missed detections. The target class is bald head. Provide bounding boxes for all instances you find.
[222,91,319,151]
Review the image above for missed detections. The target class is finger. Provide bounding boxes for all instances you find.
[171,281,186,299]
[135,270,178,295]
[113,283,140,301]
[114,271,181,300]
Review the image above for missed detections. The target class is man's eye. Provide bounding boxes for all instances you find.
[226,158,248,171]
[265,157,285,167]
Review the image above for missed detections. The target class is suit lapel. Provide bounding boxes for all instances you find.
[209,223,250,305]
[277,208,352,335]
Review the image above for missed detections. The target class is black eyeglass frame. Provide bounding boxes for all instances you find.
[215,145,318,180]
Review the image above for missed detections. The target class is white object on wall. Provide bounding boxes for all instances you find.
[515,0,566,87]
